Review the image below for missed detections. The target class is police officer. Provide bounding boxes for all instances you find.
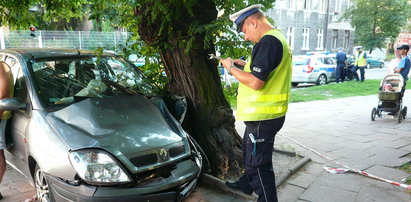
[335,47,347,83]
[352,46,367,82]
[220,4,292,202]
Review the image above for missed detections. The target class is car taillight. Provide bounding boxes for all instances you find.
[306,60,314,73]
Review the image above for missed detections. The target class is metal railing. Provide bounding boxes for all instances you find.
[0,30,131,50]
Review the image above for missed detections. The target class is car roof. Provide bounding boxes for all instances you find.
[1,48,114,59]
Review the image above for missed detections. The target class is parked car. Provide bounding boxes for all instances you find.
[347,54,385,69]
[0,48,208,202]
[365,54,385,69]
[291,53,336,86]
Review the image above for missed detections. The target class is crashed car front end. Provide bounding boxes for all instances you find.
[17,49,204,201]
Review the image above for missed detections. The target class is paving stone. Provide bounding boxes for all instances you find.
[299,184,357,202]
[277,184,305,202]
[300,162,325,177]
[366,146,410,159]
[287,172,317,189]
[355,178,410,202]
[364,165,410,183]
[328,147,372,159]
[310,171,364,193]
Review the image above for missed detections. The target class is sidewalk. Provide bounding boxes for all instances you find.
[2,91,411,202]
[275,90,411,202]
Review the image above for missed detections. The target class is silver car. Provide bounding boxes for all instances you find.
[291,54,337,86]
[0,48,207,202]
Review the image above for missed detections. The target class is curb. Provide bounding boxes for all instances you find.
[273,148,311,187]
[200,148,311,199]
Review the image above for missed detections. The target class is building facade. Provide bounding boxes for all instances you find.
[267,0,355,55]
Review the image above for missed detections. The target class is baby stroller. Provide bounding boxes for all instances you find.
[371,74,407,123]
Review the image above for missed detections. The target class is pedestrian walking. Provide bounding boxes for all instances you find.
[335,47,347,83]
[352,46,367,82]
[219,4,292,202]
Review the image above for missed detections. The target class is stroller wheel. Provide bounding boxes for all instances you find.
[377,109,382,117]
[371,107,377,121]
[398,109,403,123]
[403,106,407,118]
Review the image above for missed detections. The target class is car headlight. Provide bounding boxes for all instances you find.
[69,149,131,184]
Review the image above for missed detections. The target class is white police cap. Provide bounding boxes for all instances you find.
[229,4,262,32]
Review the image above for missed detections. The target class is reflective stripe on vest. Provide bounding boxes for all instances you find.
[236,29,292,121]
[355,52,366,67]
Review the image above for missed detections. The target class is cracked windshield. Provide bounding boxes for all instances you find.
[31,56,158,107]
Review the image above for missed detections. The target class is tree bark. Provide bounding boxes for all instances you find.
[134,1,243,178]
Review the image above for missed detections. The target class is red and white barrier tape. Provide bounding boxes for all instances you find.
[279,133,411,190]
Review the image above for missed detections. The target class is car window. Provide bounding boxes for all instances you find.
[30,56,159,108]
[293,56,309,65]
[321,57,334,65]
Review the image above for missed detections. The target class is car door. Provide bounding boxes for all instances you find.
[320,56,336,82]
[3,55,32,176]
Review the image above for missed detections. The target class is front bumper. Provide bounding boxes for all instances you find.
[47,159,199,202]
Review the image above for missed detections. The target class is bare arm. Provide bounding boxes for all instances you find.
[0,62,11,116]
[220,58,265,90]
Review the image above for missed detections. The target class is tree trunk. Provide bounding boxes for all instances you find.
[134,1,243,178]
[159,39,243,178]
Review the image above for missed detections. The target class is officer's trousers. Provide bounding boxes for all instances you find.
[238,116,286,202]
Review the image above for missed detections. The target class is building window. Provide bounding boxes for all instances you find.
[302,28,310,50]
[332,29,338,49]
[316,29,324,50]
[319,0,327,13]
[286,0,295,9]
[344,30,350,49]
[304,0,311,10]
[286,27,294,50]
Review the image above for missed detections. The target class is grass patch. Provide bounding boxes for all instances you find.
[291,79,382,102]
[399,162,411,184]
[223,79,411,108]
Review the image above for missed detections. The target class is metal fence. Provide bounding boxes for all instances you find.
[0,30,131,50]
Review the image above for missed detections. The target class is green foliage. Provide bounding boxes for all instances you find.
[222,82,238,108]
[399,162,411,184]
[342,0,411,52]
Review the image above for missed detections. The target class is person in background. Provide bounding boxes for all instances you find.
[0,61,14,200]
[352,46,367,82]
[387,49,403,75]
[335,47,347,83]
[219,4,292,202]
[394,45,410,88]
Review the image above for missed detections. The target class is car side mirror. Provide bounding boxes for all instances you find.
[0,98,26,111]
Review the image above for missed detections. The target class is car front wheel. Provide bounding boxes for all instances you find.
[366,63,371,69]
[316,74,327,85]
[35,165,52,202]
[380,63,384,68]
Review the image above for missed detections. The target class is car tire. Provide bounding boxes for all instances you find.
[380,63,384,68]
[291,82,299,87]
[366,63,371,69]
[34,165,53,202]
[316,74,327,85]
[188,135,210,174]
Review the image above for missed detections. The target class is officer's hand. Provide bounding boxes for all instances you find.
[220,57,234,70]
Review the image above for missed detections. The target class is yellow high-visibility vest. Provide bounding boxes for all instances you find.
[355,51,367,67]
[236,29,292,121]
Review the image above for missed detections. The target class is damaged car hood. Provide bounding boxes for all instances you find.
[49,95,183,153]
